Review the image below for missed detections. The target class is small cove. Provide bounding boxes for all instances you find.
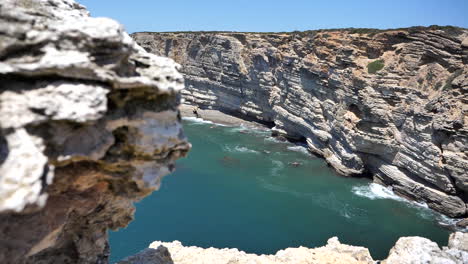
[109,118,456,262]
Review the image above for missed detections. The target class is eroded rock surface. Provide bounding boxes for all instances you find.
[133,28,468,218]
[120,233,468,264]
[0,0,190,263]
[383,232,468,264]
[119,237,374,264]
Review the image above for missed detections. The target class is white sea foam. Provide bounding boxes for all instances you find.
[183,116,214,124]
[264,137,287,144]
[353,183,467,230]
[224,145,259,154]
[353,183,429,208]
[270,160,284,176]
[182,116,229,126]
[256,177,311,198]
[352,183,405,201]
[251,128,271,136]
[235,146,259,153]
[437,215,468,231]
[227,124,270,136]
[315,192,369,223]
[228,124,250,131]
[287,145,311,156]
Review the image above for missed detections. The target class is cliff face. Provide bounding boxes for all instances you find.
[0,1,189,263]
[132,28,468,218]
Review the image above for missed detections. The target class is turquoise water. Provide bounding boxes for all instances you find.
[109,118,453,262]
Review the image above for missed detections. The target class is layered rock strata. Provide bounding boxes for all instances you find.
[132,28,468,218]
[119,232,468,264]
[0,0,190,263]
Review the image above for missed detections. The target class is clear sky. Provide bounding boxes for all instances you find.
[78,0,468,34]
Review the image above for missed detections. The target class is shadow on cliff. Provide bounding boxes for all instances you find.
[0,134,7,167]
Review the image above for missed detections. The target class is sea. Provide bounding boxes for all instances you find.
[109,117,460,262]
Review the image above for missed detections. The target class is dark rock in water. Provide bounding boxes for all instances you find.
[456,218,468,228]
[274,136,288,142]
[288,162,302,167]
[118,246,173,264]
[220,156,240,167]
[193,106,200,118]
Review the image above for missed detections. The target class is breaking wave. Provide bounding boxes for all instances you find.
[264,137,287,144]
[183,116,214,124]
[183,116,228,126]
[352,183,405,201]
[227,124,270,136]
[315,192,370,223]
[352,183,466,231]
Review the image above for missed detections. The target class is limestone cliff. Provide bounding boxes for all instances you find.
[119,232,468,264]
[132,28,468,218]
[0,0,190,263]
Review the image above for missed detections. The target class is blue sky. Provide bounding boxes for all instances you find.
[78,0,468,33]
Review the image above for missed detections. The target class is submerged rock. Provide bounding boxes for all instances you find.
[0,0,190,263]
[220,155,241,167]
[288,161,302,167]
[133,28,468,218]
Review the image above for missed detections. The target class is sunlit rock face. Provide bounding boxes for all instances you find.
[383,232,468,264]
[118,233,468,264]
[133,28,468,218]
[0,0,190,263]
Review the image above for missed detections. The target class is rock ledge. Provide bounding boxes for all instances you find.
[119,232,468,264]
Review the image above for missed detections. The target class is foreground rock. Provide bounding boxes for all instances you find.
[133,28,468,218]
[120,237,374,264]
[119,233,468,264]
[0,0,190,263]
[383,232,468,264]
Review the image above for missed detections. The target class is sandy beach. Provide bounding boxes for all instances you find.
[179,104,267,129]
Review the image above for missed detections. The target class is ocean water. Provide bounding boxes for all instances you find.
[109,119,454,262]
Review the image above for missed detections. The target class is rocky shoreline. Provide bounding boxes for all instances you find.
[180,103,468,229]
[133,29,468,219]
[118,233,468,264]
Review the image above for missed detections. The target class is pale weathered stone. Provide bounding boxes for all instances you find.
[383,232,468,264]
[0,0,190,263]
[120,233,468,264]
[119,237,374,264]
